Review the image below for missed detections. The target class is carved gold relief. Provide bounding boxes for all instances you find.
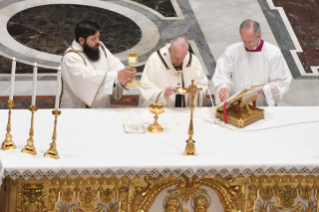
[100,188,115,204]
[8,174,319,212]
[17,184,46,212]
[245,184,259,212]
[299,183,313,201]
[61,187,76,204]
[276,184,298,209]
[163,196,181,212]
[193,194,210,212]
[45,187,60,211]
[259,183,275,201]
[77,187,100,211]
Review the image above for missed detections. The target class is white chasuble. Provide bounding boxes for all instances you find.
[212,40,291,106]
[60,41,125,108]
[139,46,208,107]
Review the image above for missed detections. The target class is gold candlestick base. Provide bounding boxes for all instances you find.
[44,109,61,160]
[1,100,16,151]
[184,139,197,156]
[147,121,164,134]
[22,105,38,155]
[147,103,164,134]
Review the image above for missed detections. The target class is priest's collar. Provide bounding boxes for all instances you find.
[245,39,264,52]
[173,64,183,71]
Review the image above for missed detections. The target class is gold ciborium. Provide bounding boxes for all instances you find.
[147,103,164,133]
[125,53,141,89]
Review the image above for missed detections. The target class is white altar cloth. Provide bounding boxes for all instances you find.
[1,107,319,186]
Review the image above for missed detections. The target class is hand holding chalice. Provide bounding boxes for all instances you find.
[125,53,141,89]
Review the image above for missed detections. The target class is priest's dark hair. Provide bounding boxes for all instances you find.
[239,19,261,37]
[75,20,100,43]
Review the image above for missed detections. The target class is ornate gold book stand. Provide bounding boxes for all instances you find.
[215,85,265,128]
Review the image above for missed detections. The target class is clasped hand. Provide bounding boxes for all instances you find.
[118,67,136,86]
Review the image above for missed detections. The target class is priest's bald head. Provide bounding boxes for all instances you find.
[75,20,101,61]
[239,20,262,51]
[169,37,189,66]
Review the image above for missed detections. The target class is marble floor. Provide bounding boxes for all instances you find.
[0,0,318,108]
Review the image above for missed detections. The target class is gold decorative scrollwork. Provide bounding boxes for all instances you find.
[100,187,115,204]
[299,183,313,201]
[259,183,275,201]
[17,184,47,212]
[193,194,211,212]
[245,184,259,212]
[61,187,76,204]
[77,187,100,211]
[45,187,60,212]
[276,184,298,209]
[163,195,181,212]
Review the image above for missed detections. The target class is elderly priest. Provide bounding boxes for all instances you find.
[212,20,291,106]
[60,21,136,108]
[139,37,208,107]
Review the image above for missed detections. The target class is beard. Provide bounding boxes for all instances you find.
[83,41,100,62]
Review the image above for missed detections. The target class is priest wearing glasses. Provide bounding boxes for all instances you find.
[212,19,291,106]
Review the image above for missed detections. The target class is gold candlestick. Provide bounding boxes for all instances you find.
[22,105,38,155]
[147,103,164,133]
[44,109,61,159]
[179,80,202,156]
[125,53,141,89]
[1,100,16,151]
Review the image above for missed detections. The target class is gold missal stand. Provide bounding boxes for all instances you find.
[215,84,265,128]
[22,105,38,155]
[176,80,202,156]
[1,100,16,151]
[125,53,141,89]
[44,109,61,159]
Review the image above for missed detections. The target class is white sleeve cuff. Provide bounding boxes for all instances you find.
[99,72,117,95]
[262,84,276,106]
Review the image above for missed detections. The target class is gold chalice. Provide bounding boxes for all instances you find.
[125,53,141,89]
[147,103,164,133]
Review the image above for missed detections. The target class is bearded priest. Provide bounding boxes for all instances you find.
[139,37,208,107]
[60,21,135,108]
[212,19,291,106]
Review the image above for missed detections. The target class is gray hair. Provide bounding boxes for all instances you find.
[239,19,261,37]
[170,37,189,50]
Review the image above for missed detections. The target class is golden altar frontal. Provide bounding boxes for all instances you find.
[2,173,319,212]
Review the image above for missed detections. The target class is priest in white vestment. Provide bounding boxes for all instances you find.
[60,21,135,108]
[139,37,208,107]
[212,20,291,106]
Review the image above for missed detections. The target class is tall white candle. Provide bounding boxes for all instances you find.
[9,58,16,100]
[55,67,62,109]
[31,63,38,106]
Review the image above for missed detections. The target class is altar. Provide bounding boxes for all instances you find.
[1,107,319,212]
